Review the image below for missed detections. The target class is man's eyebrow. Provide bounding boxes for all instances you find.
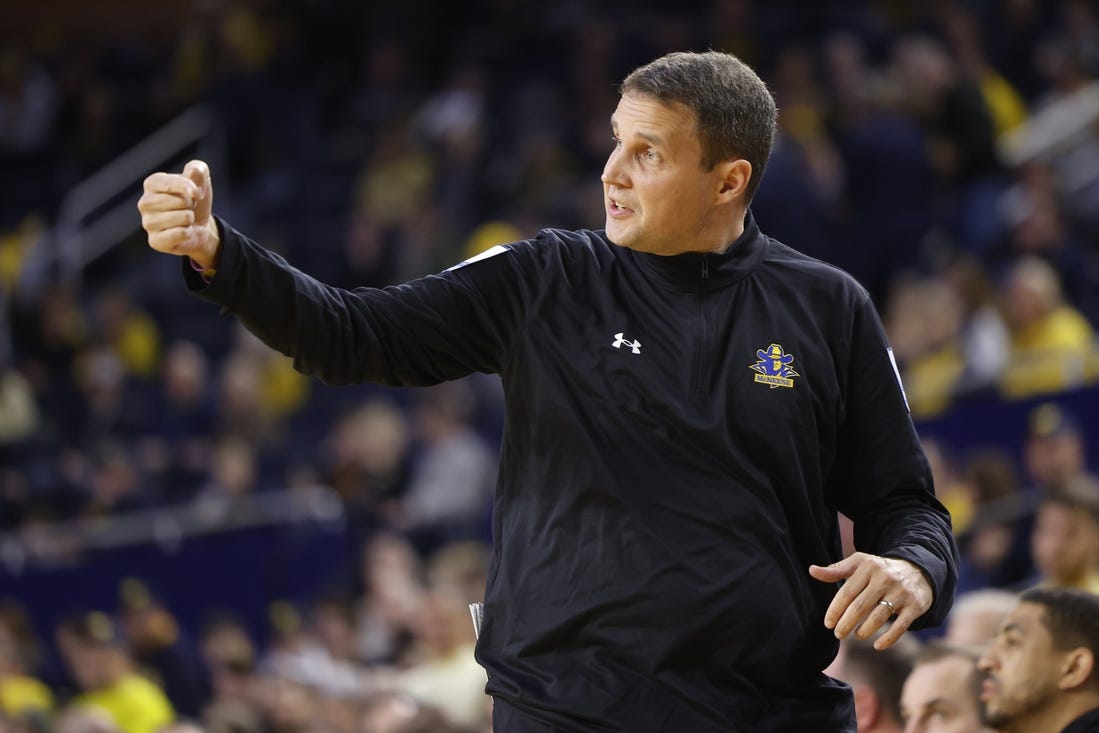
[608,117,665,147]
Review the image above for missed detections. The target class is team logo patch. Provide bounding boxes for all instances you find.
[750,343,800,389]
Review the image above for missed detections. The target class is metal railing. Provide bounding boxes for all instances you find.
[18,104,224,295]
[0,485,345,576]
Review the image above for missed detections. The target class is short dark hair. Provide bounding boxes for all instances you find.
[839,637,917,724]
[1021,587,1099,683]
[1040,477,1099,526]
[621,50,778,201]
[913,641,983,706]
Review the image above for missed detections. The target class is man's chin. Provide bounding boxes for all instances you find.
[604,225,629,248]
[980,703,1005,728]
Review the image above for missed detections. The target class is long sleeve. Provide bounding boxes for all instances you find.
[184,219,528,386]
[826,294,959,628]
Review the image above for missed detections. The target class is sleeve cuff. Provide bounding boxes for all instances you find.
[181,217,242,311]
[883,545,955,630]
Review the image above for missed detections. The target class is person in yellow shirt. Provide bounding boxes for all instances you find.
[0,641,53,719]
[999,257,1098,399]
[55,612,174,733]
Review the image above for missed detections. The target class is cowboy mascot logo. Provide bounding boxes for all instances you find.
[750,343,800,389]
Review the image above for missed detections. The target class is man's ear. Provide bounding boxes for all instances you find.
[715,159,752,205]
[851,685,880,729]
[1060,647,1095,691]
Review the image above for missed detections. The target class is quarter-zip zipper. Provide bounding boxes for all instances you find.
[692,255,710,400]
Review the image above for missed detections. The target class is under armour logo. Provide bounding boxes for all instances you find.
[612,332,642,354]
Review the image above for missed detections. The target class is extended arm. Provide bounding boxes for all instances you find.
[140,161,526,386]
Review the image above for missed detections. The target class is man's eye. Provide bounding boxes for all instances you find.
[642,149,658,160]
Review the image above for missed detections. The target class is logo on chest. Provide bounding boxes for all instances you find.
[749,343,800,389]
[612,332,642,355]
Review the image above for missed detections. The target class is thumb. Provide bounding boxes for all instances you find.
[183,159,209,189]
[809,554,863,582]
[183,159,213,223]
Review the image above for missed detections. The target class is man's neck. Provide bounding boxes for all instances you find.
[674,206,746,255]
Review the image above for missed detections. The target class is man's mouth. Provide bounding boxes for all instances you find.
[980,679,997,701]
[608,198,635,217]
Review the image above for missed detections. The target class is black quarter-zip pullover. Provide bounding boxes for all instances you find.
[188,211,957,732]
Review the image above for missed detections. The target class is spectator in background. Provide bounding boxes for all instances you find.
[993,159,1099,325]
[978,587,1099,733]
[396,381,494,550]
[0,626,52,727]
[0,45,58,156]
[392,542,489,730]
[998,257,1097,400]
[359,691,464,733]
[115,579,208,719]
[899,642,992,733]
[942,255,1010,394]
[955,449,1033,592]
[355,533,423,666]
[824,29,937,299]
[52,706,120,733]
[938,4,1028,140]
[1028,479,1099,594]
[55,612,174,733]
[1025,403,1097,496]
[0,351,38,449]
[826,636,918,733]
[194,435,260,521]
[197,615,263,733]
[92,288,160,381]
[394,586,486,731]
[893,33,998,187]
[1000,2,1099,232]
[149,340,216,502]
[72,345,145,452]
[82,441,147,519]
[259,676,325,733]
[946,589,1019,647]
[323,399,410,536]
[887,277,968,418]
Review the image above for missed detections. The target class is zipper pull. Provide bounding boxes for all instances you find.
[701,256,709,280]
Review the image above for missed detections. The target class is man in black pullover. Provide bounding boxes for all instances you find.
[139,51,957,732]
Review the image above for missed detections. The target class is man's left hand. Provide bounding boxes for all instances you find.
[808,553,933,650]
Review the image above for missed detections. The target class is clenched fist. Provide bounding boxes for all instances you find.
[138,160,220,269]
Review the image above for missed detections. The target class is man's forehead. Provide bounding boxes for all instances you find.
[1002,602,1046,634]
[611,93,697,131]
[912,655,973,689]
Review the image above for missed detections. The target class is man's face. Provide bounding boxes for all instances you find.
[1025,433,1083,488]
[978,602,1063,729]
[1032,503,1099,585]
[900,656,987,733]
[602,93,732,255]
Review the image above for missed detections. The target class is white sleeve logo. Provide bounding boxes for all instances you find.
[886,347,910,412]
[444,244,510,272]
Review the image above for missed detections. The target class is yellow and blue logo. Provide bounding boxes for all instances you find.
[750,343,800,389]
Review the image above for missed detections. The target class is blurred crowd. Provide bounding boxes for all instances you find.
[2,0,1099,732]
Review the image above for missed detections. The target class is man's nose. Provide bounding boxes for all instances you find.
[601,149,628,188]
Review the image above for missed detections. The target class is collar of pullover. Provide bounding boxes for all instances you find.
[625,210,768,292]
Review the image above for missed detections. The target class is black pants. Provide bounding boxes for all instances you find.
[492,699,568,732]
